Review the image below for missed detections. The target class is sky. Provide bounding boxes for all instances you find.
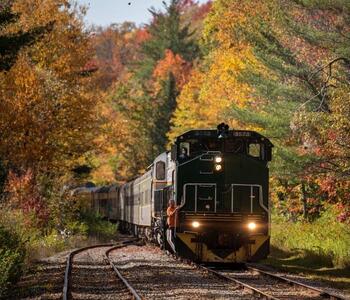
[76,0,208,27]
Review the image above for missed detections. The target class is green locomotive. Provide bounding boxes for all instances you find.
[158,123,273,262]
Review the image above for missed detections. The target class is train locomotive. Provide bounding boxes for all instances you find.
[73,124,273,263]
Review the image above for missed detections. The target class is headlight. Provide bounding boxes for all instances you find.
[215,164,222,171]
[248,222,257,230]
[192,221,200,228]
[214,156,222,163]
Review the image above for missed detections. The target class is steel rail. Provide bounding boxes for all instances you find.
[105,245,142,300]
[62,238,138,300]
[197,264,279,300]
[173,252,346,300]
[63,243,114,300]
[246,265,346,300]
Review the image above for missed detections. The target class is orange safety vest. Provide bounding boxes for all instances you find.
[167,206,178,228]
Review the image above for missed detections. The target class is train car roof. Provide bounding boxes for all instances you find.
[70,186,98,196]
[108,184,119,192]
[176,129,273,146]
[96,185,119,193]
[95,186,111,193]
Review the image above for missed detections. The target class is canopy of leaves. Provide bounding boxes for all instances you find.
[169,0,350,221]
[0,0,99,175]
[0,0,102,241]
[103,0,206,180]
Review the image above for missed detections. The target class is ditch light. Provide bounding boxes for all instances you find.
[247,222,257,230]
[192,221,200,228]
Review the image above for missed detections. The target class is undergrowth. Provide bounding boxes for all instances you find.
[0,207,117,297]
[79,211,118,241]
[0,225,25,298]
[271,205,350,268]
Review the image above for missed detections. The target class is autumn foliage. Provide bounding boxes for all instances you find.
[153,49,191,91]
[0,0,98,173]
[0,0,102,239]
[1,0,350,280]
[88,0,350,226]
[5,170,49,228]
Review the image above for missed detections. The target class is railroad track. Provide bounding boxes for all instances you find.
[110,244,257,299]
[63,241,347,299]
[105,245,142,300]
[199,264,346,300]
[62,239,142,300]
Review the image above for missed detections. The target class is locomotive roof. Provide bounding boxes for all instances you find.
[176,129,273,146]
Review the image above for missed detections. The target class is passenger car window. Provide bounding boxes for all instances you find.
[155,161,166,180]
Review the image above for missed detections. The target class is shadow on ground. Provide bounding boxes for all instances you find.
[262,246,350,292]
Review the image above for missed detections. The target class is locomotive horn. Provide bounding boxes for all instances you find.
[217,122,229,139]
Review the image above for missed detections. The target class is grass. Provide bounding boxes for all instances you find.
[0,207,119,297]
[27,212,119,260]
[80,211,118,242]
[271,207,350,268]
[265,207,350,293]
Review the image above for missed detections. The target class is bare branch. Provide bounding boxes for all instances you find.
[296,57,349,113]
[308,57,350,82]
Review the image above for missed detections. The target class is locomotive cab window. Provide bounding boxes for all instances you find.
[225,139,246,154]
[155,161,166,180]
[179,142,190,161]
[248,143,261,158]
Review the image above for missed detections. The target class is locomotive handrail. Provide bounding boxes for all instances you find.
[199,151,221,161]
[182,182,217,213]
[181,183,269,215]
[177,154,202,166]
[177,151,220,166]
[231,184,269,214]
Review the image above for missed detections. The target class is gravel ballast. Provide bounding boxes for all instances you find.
[70,246,131,300]
[109,244,259,299]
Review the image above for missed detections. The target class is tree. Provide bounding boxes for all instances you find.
[169,0,260,142]
[152,71,178,152]
[0,0,52,71]
[91,22,143,90]
[141,0,198,65]
[109,0,200,180]
[225,0,350,219]
[0,0,99,176]
[170,0,350,220]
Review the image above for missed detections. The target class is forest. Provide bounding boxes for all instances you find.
[1,0,350,295]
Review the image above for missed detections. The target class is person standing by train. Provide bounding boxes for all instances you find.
[166,199,184,252]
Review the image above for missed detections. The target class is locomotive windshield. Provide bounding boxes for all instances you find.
[177,136,270,161]
[179,138,221,158]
